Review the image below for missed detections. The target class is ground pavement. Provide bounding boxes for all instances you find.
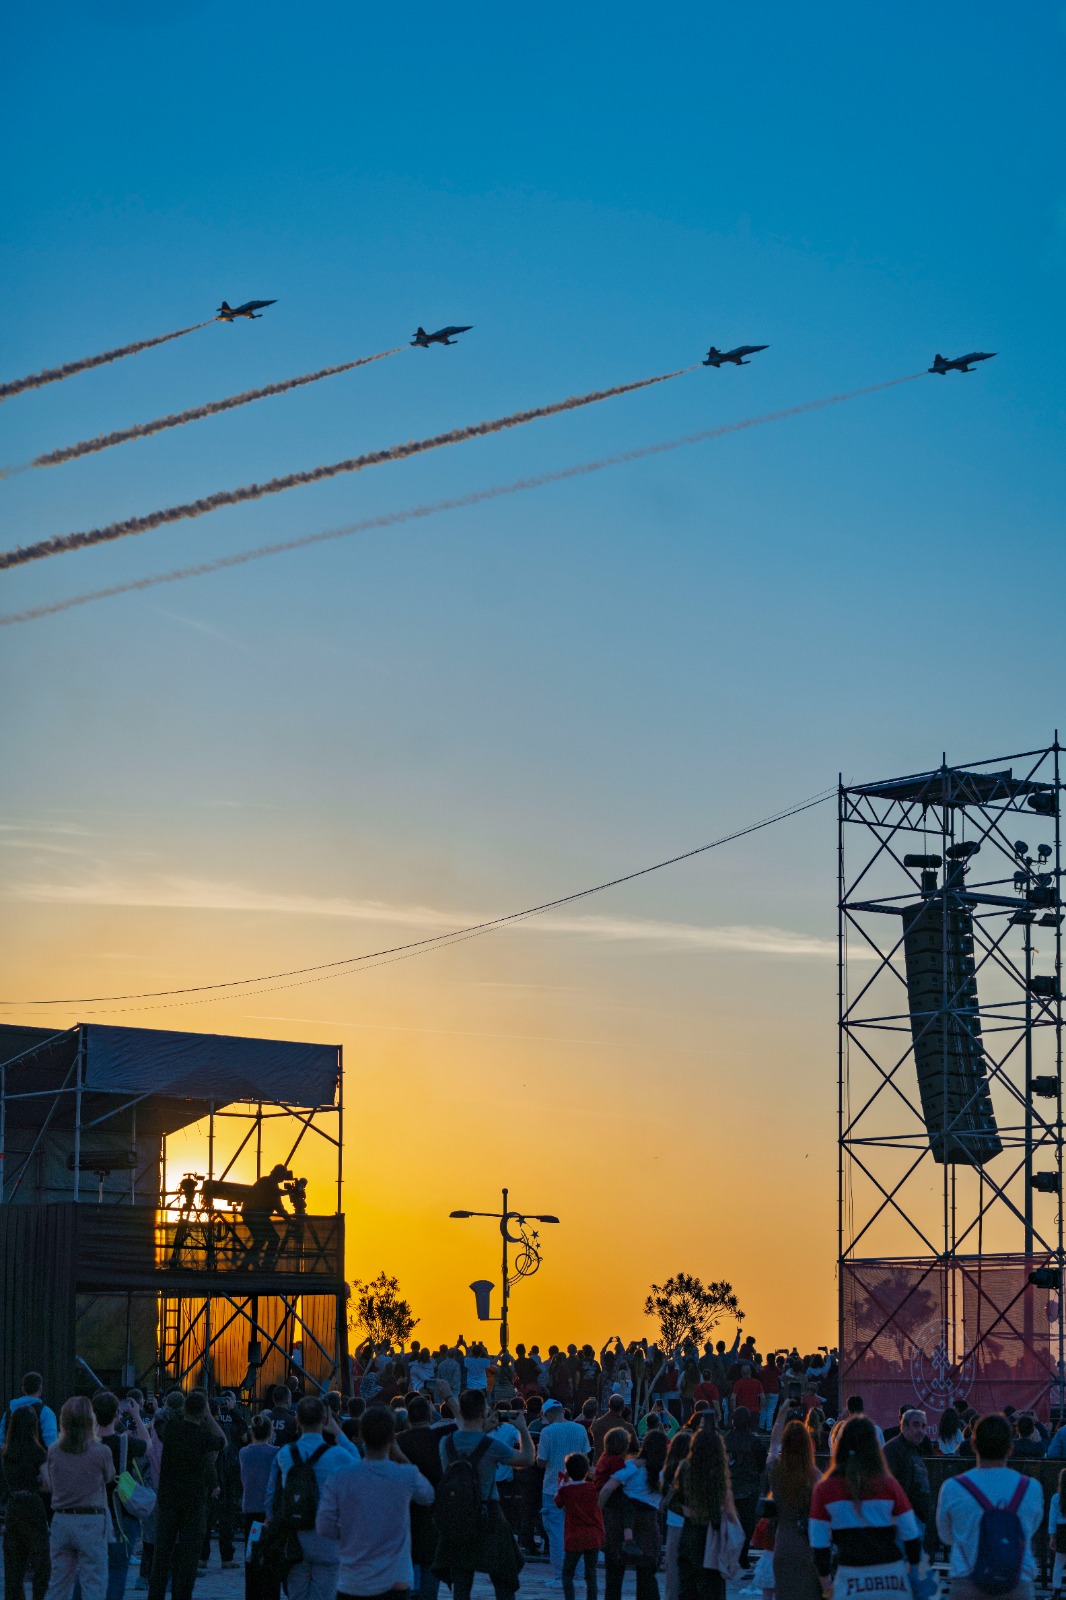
[0,1555,752,1600]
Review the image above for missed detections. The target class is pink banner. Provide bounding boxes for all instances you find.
[842,1257,1056,1428]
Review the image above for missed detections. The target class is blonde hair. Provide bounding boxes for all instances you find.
[58,1396,95,1454]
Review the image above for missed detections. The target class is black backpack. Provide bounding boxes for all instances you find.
[277,1441,330,1532]
[435,1436,490,1549]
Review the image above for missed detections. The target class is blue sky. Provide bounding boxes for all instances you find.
[1,1,1064,1339]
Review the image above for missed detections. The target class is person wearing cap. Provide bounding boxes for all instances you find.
[240,1165,293,1269]
[537,1399,589,1577]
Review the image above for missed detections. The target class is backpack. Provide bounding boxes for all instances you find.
[435,1436,490,1549]
[114,1434,157,1522]
[277,1441,330,1533]
[957,1474,1030,1595]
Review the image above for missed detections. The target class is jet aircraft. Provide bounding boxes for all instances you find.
[216,299,277,322]
[411,324,473,347]
[702,344,769,368]
[928,351,996,374]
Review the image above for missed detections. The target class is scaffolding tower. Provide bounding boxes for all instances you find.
[0,1023,347,1403]
[838,741,1065,1423]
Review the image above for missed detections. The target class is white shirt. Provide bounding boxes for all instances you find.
[537,1419,589,1503]
[936,1468,1043,1581]
[613,1458,662,1511]
[317,1457,434,1593]
[463,1357,492,1391]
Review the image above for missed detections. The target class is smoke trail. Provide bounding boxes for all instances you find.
[0,367,693,572]
[0,323,214,402]
[26,347,405,470]
[0,374,921,626]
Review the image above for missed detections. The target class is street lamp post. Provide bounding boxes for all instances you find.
[449,1186,559,1349]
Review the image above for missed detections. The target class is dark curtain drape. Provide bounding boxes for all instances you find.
[0,1203,78,1405]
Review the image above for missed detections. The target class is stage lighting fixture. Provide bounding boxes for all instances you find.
[1014,841,1030,857]
[1029,1267,1061,1289]
[1030,975,1060,1000]
[1031,1076,1060,1098]
[1028,793,1057,815]
[1038,844,1052,862]
[1031,1172,1061,1194]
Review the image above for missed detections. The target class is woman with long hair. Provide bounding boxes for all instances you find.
[937,1407,964,1457]
[42,1396,115,1600]
[809,1418,920,1600]
[769,1421,820,1600]
[3,1404,50,1600]
[805,1409,829,1457]
[598,1428,669,1600]
[661,1430,694,1600]
[671,1428,737,1600]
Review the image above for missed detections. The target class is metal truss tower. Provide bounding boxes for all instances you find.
[838,741,1065,1422]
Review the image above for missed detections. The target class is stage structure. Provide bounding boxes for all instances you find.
[839,741,1064,1425]
[0,1023,346,1403]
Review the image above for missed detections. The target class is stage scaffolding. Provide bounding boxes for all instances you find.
[0,1023,348,1403]
[838,742,1065,1424]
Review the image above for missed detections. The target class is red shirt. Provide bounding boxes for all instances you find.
[555,1480,605,1552]
[760,1369,781,1395]
[693,1381,720,1406]
[591,1452,626,1493]
[732,1377,763,1413]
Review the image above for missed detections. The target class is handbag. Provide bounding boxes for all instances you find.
[703,1513,745,1578]
[115,1435,157,1521]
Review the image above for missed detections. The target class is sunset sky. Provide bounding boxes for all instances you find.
[2,2,1065,1353]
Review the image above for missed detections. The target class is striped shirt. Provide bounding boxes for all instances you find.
[809,1473,920,1573]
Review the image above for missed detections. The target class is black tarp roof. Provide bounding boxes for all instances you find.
[850,767,1057,810]
[0,1023,340,1133]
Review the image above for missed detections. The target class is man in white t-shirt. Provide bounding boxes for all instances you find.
[537,1398,590,1577]
[936,1413,1043,1600]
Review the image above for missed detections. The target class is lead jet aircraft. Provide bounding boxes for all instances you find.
[411,324,473,347]
[702,343,769,368]
[216,299,277,322]
[928,350,996,374]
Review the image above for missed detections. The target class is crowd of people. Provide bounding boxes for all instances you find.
[2,1338,1065,1600]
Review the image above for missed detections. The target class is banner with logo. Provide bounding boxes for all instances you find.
[841,1256,1057,1427]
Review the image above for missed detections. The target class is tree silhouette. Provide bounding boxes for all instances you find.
[644,1272,744,1348]
[350,1271,419,1345]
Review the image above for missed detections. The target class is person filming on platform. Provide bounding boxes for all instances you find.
[240,1165,294,1269]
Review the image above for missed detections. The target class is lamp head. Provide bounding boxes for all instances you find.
[449,1210,472,1219]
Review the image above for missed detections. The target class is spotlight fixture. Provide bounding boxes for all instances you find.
[1031,1172,1061,1194]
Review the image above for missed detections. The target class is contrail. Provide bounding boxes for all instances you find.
[0,367,693,572]
[0,375,920,626]
[22,347,405,471]
[0,322,214,402]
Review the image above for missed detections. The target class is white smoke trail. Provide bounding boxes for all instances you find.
[24,347,405,470]
[0,367,694,571]
[0,375,921,626]
[0,322,213,401]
